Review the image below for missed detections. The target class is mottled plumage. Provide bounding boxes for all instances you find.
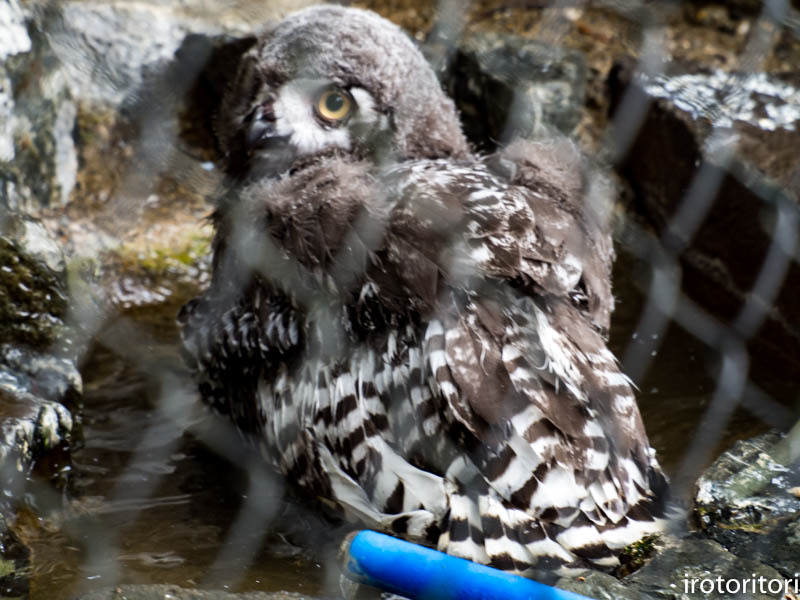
[179,5,666,579]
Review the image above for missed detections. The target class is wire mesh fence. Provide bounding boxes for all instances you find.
[2,0,800,598]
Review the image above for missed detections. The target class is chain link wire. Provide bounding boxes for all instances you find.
[7,0,800,597]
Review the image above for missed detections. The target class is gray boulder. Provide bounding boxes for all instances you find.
[694,429,800,579]
[0,212,80,600]
[0,214,80,493]
[75,585,317,600]
[628,535,789,600]
[0,0,77,211]
[432,31,586,150]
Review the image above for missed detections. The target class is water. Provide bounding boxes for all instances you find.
[608,250,772,477]
[20,299,328,600]
[18,249,779,599]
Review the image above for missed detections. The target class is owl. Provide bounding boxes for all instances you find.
[178,5,667,578]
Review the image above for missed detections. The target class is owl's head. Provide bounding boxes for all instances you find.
[217,5,470,178]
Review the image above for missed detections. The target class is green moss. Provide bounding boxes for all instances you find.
[615,534,659,577]
[718,521,773,533]
[117,231,211,278]
[0,234,68,350]
[0,557,17,579]
[0,520,31,600]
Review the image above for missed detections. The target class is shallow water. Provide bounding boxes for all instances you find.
[21,301,330,600]
[20,248,778,599]
[608,250,773,477]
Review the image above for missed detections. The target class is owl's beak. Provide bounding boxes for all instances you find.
[245,106,287,152]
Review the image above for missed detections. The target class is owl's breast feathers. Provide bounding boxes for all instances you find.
[180,138,667,576]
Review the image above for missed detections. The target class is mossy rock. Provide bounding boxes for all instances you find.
[616,534,659,577]
[0,216,68,351]
[0,513,30,600]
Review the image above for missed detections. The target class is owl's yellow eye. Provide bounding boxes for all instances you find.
[315,88,353,122]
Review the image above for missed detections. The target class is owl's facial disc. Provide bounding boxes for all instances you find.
[244,79,390,177]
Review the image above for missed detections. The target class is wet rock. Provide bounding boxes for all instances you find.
[557,569,653,600]
[0,214,79,493]
[24,5,260,310]
[52,31,239,310]
[559,531,796,599]
[0,216,69,351]
[42,2,227,107]
[556,426,800,599]
[2,0,270,215]
[694,429,800,578]
[0,213,79,599]
[75,584,317,600]
[39,0,307,112]
[0,511,30,600]
[0,0,78,212]
[628,535,790,600]
[610,62,800,381]
[0,381,74,494]
[434,32,586,150]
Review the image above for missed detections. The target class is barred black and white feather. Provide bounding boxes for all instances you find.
[179,4,667,580]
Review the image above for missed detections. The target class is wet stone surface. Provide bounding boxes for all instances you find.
[45,2,226,106]
[630,535,791,600]
[556,568,653,600]
[0,216,69,350]
[553,531,800,599]
[74,586,317,600]
[694,429,800,579]
[0,0,78,212]
[0,214,80,485]
[0,368,75,484]
[0,214,80,599]
[0,511,31,600]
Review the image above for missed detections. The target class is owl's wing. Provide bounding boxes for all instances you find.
[178,282,302,436]
[384,137,614,331]
[377,141,665,569]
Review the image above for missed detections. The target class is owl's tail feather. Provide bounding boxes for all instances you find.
[437,457,584,578]
[317,442,443,540]
[437,480,489,565]
[437,487,587,578]
[437,478,665,578]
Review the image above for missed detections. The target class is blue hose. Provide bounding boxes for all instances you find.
[342,530,595,600]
